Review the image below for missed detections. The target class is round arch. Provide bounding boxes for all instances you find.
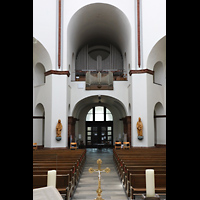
[72,95,127,118]
[34,62,46,86]
[147,36,166,71]
[153,102,166,145]
[33,103,45,146]
[33,37,52,71]
[153,61,164,85]
[67,3,132,79]
[72,95,127,146]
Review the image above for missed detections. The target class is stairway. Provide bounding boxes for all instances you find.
[72,148,128,200]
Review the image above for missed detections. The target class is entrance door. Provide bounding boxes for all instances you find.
[86,122,113,147]
[85,106,113,147]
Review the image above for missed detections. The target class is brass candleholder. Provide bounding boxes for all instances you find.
[89,159,110,200]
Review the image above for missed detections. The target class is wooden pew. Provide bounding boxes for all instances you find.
[117,160,166,181]
[125,167,166,196]
[129,174,166,200]
[33,163,79,186]
[33,174,70,200]
[113,147,166,198]
[33,148,86,199]
[124,166,166,191]
[33,165,76,187]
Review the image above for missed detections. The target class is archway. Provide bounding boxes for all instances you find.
[67,3,132,81]
[34,62,46,86]
[147,36,166,71]
[33,37,52,71]
[153,61,164,85]
[154,102,166,145]
[85,106,113,147]
[71,95,130,147]
[33,103,45,146]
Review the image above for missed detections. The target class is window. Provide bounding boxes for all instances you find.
[95,106,104,121]
[86,108,93,121]
[86,106,113,122]
[106,108,113,121]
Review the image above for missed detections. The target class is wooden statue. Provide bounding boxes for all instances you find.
[137,117,143,140]
[56,119,62,141]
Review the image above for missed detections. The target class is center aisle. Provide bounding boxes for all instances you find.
[72,148,128,200]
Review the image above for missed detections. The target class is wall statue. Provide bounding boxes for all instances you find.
[56,119,63,141]
[136,117,143,140]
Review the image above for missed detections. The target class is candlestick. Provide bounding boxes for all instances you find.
[145,169,155,197]
[47,170,57,187]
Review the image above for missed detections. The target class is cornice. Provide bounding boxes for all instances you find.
[129,69,154,76]
[44,70,70,77]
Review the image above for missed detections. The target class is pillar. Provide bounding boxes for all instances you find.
[68,116,77,144]
[130,71,153,147]
[44,71,69,148]
[122,116,132,146]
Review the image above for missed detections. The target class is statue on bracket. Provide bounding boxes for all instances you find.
[56,119,62,141]
[137,117,143,140]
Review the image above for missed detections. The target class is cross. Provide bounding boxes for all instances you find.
[89,159,110,200]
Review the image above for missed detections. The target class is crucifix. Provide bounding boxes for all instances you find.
[89,159,110,200]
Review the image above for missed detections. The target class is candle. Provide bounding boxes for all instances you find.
[145,169,155,197]
[47,170,57,187]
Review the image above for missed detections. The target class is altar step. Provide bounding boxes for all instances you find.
[72,148,128,200]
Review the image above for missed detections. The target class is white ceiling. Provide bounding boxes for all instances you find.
[67,3,131,56]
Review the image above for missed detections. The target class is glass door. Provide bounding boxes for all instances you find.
[92,126,100,145]
[107,126,112,145]
[86,126,92,146]
[100,126,107,144]
[86,123,113,147]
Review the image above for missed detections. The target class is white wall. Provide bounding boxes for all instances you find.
[141,0,166,69]
[69,81,129,117]
[63,0,135,72]
[33,0,57,70]
[33,76,53,147]
[33,0,166,147]
[33,0,166,71]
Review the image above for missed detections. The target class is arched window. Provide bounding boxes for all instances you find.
[86,106,113,122]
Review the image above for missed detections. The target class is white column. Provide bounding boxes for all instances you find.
[131,73,148,147]
[50,74,68,148]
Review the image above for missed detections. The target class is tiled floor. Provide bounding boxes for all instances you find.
[71,148,166,200]
[72,148,128,200]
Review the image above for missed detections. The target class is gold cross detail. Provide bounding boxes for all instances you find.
[89,159,110,200]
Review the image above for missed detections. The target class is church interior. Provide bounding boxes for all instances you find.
[33,0,166,199]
